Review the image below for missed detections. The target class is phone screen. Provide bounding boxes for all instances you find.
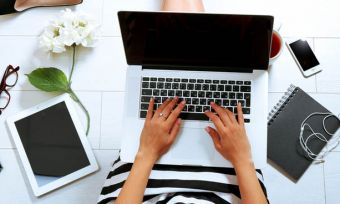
[289,40,320,71]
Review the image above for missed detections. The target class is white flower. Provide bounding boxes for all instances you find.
[39,9,99,53]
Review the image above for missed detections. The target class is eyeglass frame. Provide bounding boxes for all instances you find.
[0,65,20,115]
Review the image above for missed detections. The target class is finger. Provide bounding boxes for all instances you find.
[168,118,182,145]
[146,97,154,121]
[210,102,231,126]
[154,98,172,116]
[161,96,179,118]
[166,100,186,126]
[204,111,225,133]
[205,126,222,150]
[225,106,238,124]
[237,103,245,126]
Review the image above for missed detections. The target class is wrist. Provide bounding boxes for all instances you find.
[135,151,158,166]
[233,158,255,172]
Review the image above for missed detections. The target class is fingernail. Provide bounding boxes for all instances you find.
[175,96,179,99]
[177,118,182,124]
[204,127,210,133]
[204,110,209,113]
[211,102,215,105]
[150,97,153,102]
[181,100,186,105]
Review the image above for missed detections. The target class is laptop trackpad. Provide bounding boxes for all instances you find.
[170,128,215,162]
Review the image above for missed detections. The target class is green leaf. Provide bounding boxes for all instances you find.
[26,68,70,92]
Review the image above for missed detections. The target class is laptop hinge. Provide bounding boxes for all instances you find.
[141,64,253,73]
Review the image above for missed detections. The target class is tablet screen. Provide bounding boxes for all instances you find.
[14,101,90,186]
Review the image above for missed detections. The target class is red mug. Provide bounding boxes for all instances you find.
[269,30,283,65]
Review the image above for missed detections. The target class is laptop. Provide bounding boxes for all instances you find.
[118,11,273,168]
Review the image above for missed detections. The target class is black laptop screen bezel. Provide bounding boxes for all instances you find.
[118,11,274,71]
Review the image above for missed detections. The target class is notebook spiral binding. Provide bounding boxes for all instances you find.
[267,84,298,125]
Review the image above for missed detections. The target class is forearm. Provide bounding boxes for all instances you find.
[162,0,204,12]
[234,161,267,204]
[115,154,155,204]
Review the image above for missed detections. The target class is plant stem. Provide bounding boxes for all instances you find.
[69,88,90,135]
[69,44,76,83]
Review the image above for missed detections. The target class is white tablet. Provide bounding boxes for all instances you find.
[7,94,99,197]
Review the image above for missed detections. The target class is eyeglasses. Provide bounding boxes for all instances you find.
[0,65,20,115]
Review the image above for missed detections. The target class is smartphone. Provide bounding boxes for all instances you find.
[286,39,321,77]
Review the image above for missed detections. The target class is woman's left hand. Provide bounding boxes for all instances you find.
[137,96,185,163]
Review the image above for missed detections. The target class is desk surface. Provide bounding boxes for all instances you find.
[0,0,340,203]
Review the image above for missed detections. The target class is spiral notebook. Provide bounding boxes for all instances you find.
[267,85,340,181]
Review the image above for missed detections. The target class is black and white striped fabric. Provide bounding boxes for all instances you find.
[98,157,268,204]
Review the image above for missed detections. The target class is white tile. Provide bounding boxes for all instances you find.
[0,91,101,149]
[100,92,125,149]
[0,0,103,36]
[71,37,127,92]
[268,38,317,93]
[0,149,119,204]
[262,162,325,204]
[102,0,162,36]
[324,152,340,204]
[315,39,340,93]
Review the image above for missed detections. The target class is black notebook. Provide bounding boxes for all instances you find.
[267,85,340,181]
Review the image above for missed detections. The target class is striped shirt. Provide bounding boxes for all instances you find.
[98,157,268,204]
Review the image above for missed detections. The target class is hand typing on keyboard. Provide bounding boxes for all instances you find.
[204,102,253,167]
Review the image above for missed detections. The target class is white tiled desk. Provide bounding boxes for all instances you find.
[0,0,340,203]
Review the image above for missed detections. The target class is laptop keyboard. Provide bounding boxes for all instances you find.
[139,77,251,123]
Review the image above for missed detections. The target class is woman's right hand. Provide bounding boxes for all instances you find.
[204,102,253,167]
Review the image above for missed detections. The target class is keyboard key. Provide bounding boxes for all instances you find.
[162,97,168,103]
[218,85,224,91]
[197,79,204,83]
[226,107,233,112]
[233,108,238,113]
[183,105,188,112]
[233,85,240,92]
[244,118,250,123]
[225,85,232,91]
[229,92,235,99]
[174,78,180,82]
[188,105,195,112]
[141,103,149,110]
[181,79,188,82]
[185,98,192,104]
[175,90,182,97]
[141,96,151,102]
[244,93,251,107]
[142,77,150,81]
[198,91,205,97]
[228,80,235,84]
[222,99,229,106]
[157,82,164,89]
[150,77,157,81]
[206,91,212,98]
[221,80,228,84]
[158,78,165,82]
[154,97,161,103]
[196,106,203,112]
[210,85,217,91]
[189,79,196,83]
[207,99,214,105]
[221,92,228,98]
[200,98,206,105]
[160,90,167,96]
[172,83,179,89]
[237,93,243,99]
[213,80,219,84]
[241,86,251,92]
[166,78,173,82]
[236,81,243,85]
[180,83,187,90]
[150,82,156,88]
[142,89,152,95]
[215,99,221,105]
[168,90,175,96]
[195,84,202,90]
[187,83,194,90]
[153,89,160,96]
[191,91,198,97]
[242,108,250,114]
[142,82,149,88]
[183,91,190,97]
[205,79,212,83]
[202,84,209,90]
[244,81,251,85]
[140,111,147,118]
[213,92,221,98]
[192,98,199,105]
[165,83,171,89]
[238,100,245,107]
[179,112,209,121]
[203,106,210,112]
[230,100,237,106]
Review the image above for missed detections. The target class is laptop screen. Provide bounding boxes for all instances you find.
[118,11,273,71]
